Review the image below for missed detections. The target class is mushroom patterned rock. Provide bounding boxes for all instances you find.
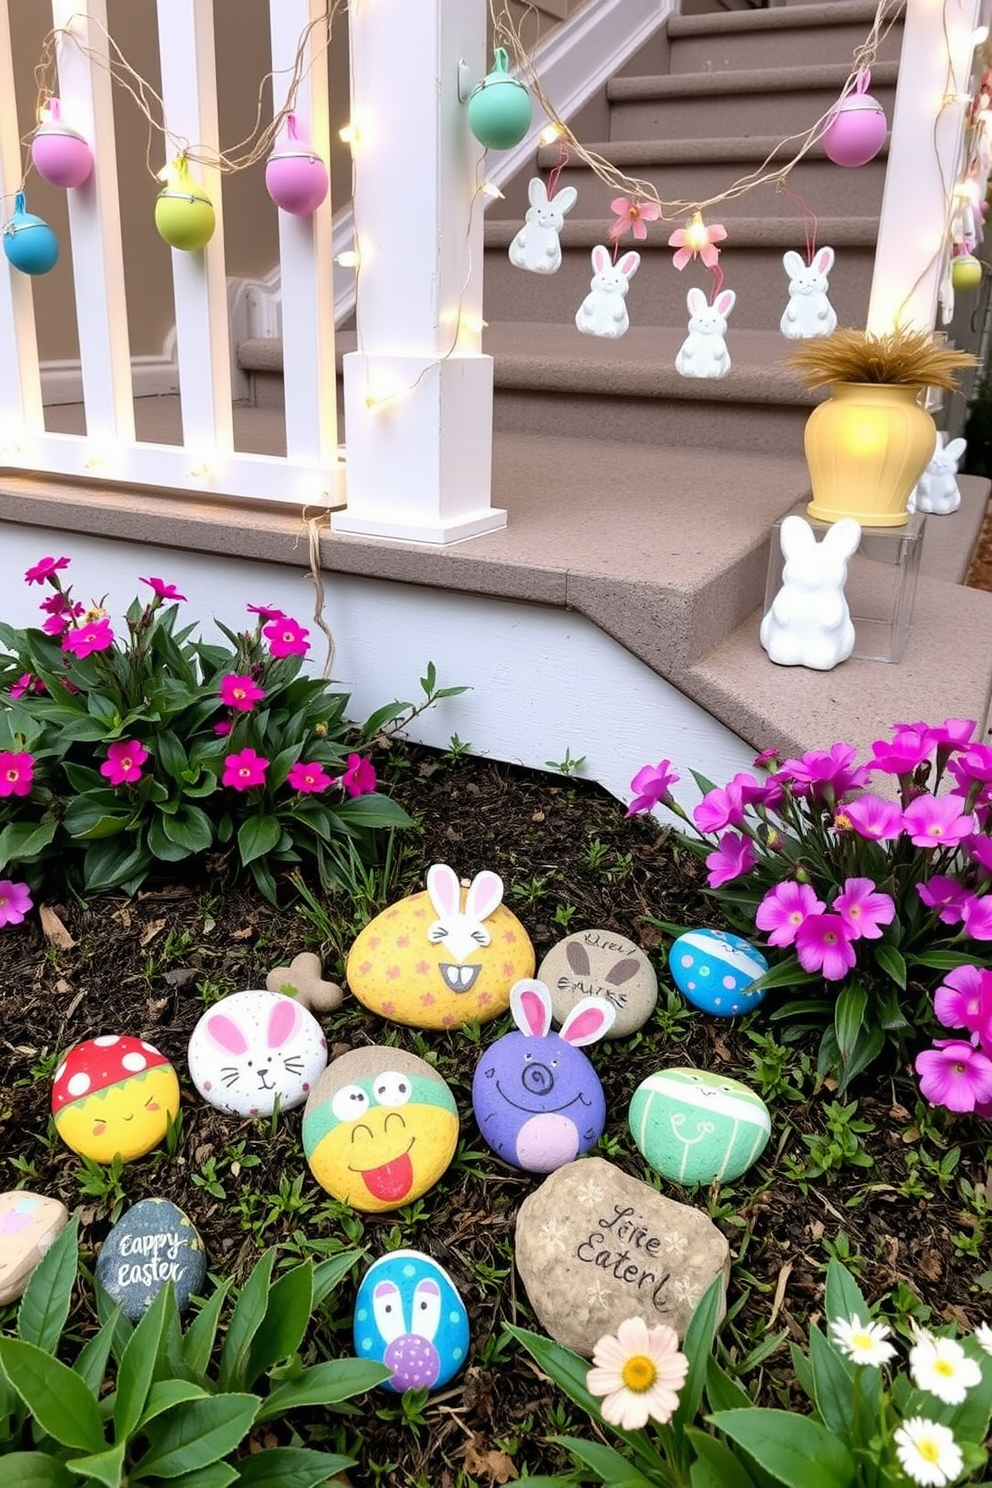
[52,1036,180,1162]
[353,1250,470,1391]
[0,1192,69,1305]
[539,929,657,1037]
[95,1198,206,1321]
[628,1068,771,1185]
[187,990,328,1117]
[266,952,344,1013]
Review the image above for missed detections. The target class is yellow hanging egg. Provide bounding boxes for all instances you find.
[155,161,215,251]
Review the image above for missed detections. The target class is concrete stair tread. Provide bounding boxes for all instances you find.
[667,1,902,39]
[484,216,881,250]
[537,134,889,169]
[608,60,898,101]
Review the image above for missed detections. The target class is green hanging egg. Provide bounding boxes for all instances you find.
[468,48,532,151]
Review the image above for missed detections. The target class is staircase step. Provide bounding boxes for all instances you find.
[608,61,898,140]
[666,1,904,73]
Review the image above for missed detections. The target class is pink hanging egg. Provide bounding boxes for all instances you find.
[822,71,887,168]
[31,99,93,188]
[265,114,329,215]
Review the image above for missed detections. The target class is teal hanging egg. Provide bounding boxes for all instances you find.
[468,48,532,150]
[3,192,59,276]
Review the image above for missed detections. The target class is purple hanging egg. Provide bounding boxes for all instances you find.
[265,113,329,215]
[32,100,93,188]
[823,71,887,168]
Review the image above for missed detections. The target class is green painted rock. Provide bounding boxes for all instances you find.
[628,1068,771,1185]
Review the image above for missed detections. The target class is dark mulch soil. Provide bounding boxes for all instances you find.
[2,743,991,1487]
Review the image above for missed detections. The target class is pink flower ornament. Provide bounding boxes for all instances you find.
[62,618,114,659]
[24,555,69,586]
[668,212,727,270]
[705,831,756,888]
[933,964,992,1039]
[100,739,149,787]
[795,912,857,981]
[263,616,310,658]
[587,1316,689,1431]
[916,1039,992,1112]
[902,793,975,848]
[609,196,662,242]
[840,794,904,842]
[140,576,187,602]
[833,877,895,941]
[288,760,332,794]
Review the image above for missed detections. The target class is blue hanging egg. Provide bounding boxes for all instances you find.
[3,192,59,276]
[353,1249,470,1392]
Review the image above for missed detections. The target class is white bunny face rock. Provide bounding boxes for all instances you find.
[575,245,639,338]
[187,990,328,1117]
[509,176,577,275]
[908,431,967,515]
[676,287,735,378]
[780,247,838,340]
[759,515,861,671]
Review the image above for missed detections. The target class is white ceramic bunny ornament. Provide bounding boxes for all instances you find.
[575,245,640,338]
[509,176,578,275]
[908,430,967,515]
[759,515,861,670]
[780,247,838,340]
[675,286,736,378]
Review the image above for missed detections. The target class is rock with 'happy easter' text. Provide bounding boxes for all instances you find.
[96,1198,206,1321]
[629,1068,771,1186]
[669,929,768,1016]
[539,929,657,1037]
[0,1192,70,1305]
[353,1249,470,1392]
[514,1156,729,1356]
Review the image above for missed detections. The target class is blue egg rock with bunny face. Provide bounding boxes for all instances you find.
[353,1250,469,1392]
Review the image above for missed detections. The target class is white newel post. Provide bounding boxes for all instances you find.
[867,0,986,334]
[334,0,505,545]
[0,2,44,447]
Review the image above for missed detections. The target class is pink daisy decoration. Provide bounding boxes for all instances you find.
[902,793,975,848]
[916,1039,992,1113]
[627,759,680,815]
[755,881,825,948]
[833,877,896,941]
[587,1316,688,1431]
[62,618,114,659]
[339,753,377,797]
[140,576,187,602]
[263,616,310,658]
[100,739,149,787]
[668,212,727,270]
[219,674,266,712]
[795,912,856,981]
[0,751,34,798]
[705,831,756,888]
[287,760,333,794]
[609,196,662,242]
[24,555,70,586]
[0,879,33,928]
[222,748,270,791]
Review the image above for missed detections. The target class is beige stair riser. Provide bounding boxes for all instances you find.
[668,23,902,73]
[609,83,897,141]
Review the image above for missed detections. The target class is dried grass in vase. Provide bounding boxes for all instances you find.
[786,327,976,391]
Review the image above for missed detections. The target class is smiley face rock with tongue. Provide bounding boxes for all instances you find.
[302,1048,458,1212]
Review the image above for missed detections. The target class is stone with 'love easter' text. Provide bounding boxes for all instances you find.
[669,929,768,1016]
[629,1068,771,1186]
[354,1249,469,1391]
[96,1198,206,1321]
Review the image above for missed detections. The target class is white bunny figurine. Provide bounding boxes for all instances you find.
[780,246,838,340]
[908,430,967,515]
[509,176,578,275]
[675,286,736,378]
[759,515,861,671]
[574,245,640,338]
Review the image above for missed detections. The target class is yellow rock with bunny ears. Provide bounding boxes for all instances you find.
[346,864,535,1029]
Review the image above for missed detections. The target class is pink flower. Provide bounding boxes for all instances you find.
[705,831,756,888]
[0,879,32,928]
[965,834,992,876]
[753,747,782,770]
[9,673,43,700]
[62,618,114,659]
[933,964,992,1038]
[693,779,746,834]
[24,555,69,585]
[40,594,85,636]
[222,747,269,791]
[960,892,992,940]
[140,576,187,602]
[100,739,149,786]
[263,616,309,658]
[287,760,333,794]
[949,745,992,791]
[213,721,232,737]
[609,196,662,242]
[587,1316,689,1431]
[779,744,869,800]
[627,759,680,815]
[840,794,904,842]
[927,717,976,752]
[668,212,727,270]
[339,753,376,797]
[795,913,857,981]
[917,876,969,923]
[247,603,286,622]
[915,1039,992,1113]
[902,793,975,848]
[0,751,34,798]
[833,877,896,941]
[756,881,825,948]
[868,725,935,776]
[219,674,265,712]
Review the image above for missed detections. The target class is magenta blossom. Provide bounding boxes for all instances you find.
[263,616,309,658]
[9,673,44,700]
[287,760,333,794]
[795,913,857,982]
[926,717,976,752]
[839,794,904,842]
[248,603,286,622]
[140,576,187,602]
[867,725,935,776]
[755,881,825,948]
[219,674,265,712]
[24,555,69,585]
[915,1039,992,1113]
[917,876,969,923]
[960,892,992,940]
[627,759,680,815]
[62,618,114,659]
[779,743,869,800]
[949,744,992,791]
[902,792,975,848]
[933,964,992,1039]
[0,879,32,928]
[693,777,748,834]
[213,721,232,737]
[833,877,896,941]
[100,739,149,786]
[0,751,34,798]
[705,832,756,888]
[753,747,782,770]
[339,753,376,797]
[222,748,269,791]
[965,833,992,876]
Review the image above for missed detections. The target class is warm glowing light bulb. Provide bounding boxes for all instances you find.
[539,124,561,146]
[684,212,709,251]
[335,250,360,268]
[974,25,989,46]
[461,315,487,335]
[481,181,504,200]
[339,123,359,144]
[37,98,54,125]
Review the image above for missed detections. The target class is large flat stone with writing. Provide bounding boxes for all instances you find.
[0,1191,70,1305]
[514,1156,729,1356]
[539,930,657,1037]
[96,1198,206,1321]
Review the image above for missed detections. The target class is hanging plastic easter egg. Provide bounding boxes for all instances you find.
[468,47,532,150]
[2,192,59,276]
[31,99,93,188]
[155,159,216,251]
[265,113,329,215]
[822,71,887,168]
[952,254,983,290]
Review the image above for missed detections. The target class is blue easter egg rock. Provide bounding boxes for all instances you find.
[628,1068,771,1186]
[96,1198,206,1321]
[669,929,768,1016]
[354,1249,469,1392]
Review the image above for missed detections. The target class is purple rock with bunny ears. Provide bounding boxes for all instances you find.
[472,979,615,1173]
[187,990,328,1118]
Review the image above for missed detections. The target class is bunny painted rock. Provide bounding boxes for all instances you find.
[353,1250,470,1392]
[780,246,838,340]
[472,979,615,1172]
[509,176,577,275]
[187,990,328,1118]
[575,245,640,338]
[346,864,535,1029]
[909,431,967,515]
[675,286,735,378]
[538,929,657,1037]
[759,514,861,671]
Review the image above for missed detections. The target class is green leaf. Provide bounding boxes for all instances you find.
[686,1427,758,1488]
[788,1343,815,1405]
[243,1262,313,1388]
[155,730,190,779]
[0,1454,75,1487]
[255,1359,390,1420]
[332,795,414,831]
[311,1250,363,1309]
[18,1214,79,1351]
[705,1357,753,1414]
[218,1251,276,1392]
[74,1310,122,1396]
[132,1393,259,1479]
[910,949,992,971]
[162,804,214,854]
[114,1282,172,1444]
[233,1448,357,1488]
[832,983,867,1067]
[0,817,58,866]
[824,1259,869,1328]
[82,836,152,893]
[673,1274,725,1433]
[808,1324,853,1440]
[873,942,907,990]
[64,1441,126,1488]
[0,1338,105,1453]
[139,1379,211,1429]
[164,1466,239,1488]
[148,811,192,862]
[182,1280,232,1382]
[708,1409,855,1488]
[236,815,281,869]
[550,1434,656,1486]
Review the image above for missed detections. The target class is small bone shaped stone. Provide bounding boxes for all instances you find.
[266,951,343,1013]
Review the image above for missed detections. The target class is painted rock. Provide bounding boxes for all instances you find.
[473,979,614,1173]
[628,1068,771,1186]
[353,1249,469,1391]
[539,929,657,1037]
[346,863,535,1029]
[52,1036,180,1163]
[187,990,327,1117]
[669,929,768,1016]
[0,1192,70,1305]
[303,1048,458,1212]
[95,1198,206,1321]
[514,1156,729,1356]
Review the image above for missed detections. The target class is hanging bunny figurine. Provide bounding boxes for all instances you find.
[780,247,838,340]
[574,245,640,338]
[509,176,578,275]
[675,286,736,378]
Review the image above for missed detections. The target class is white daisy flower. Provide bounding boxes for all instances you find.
[894,1417,963,1488]
[975,1322,992,1356]
[829,1314,897,1367]
[910,1335,982,1405]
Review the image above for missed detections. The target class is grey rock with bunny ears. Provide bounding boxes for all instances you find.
[539,930,657,1037]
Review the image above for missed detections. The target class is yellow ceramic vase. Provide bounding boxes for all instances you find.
[804,382,936,528]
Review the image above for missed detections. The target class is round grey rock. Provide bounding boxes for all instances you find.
[539,930,657,1037]
[96,1198,207,1321]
